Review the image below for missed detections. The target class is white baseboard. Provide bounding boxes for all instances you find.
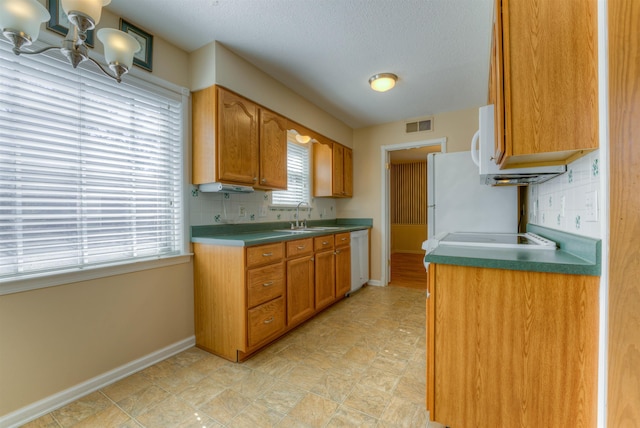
[0,336,196,428]
[367,279,384,286]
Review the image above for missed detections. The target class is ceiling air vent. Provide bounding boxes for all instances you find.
[405,118,433,133]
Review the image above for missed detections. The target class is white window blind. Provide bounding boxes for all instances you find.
[0,41,184,282]
[272,140,310,205]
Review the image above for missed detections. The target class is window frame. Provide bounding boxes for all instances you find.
[0,38,191,296]
[271,138,312,207]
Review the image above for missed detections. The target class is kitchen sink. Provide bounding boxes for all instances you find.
[304,226,343,230]
[272,226,343,234]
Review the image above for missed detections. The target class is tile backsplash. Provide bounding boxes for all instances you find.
[189,187,336,226]
[527,150,601,239]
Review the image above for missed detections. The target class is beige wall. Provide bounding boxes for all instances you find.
[391,224,427,254]
[189,42,353,147]
[0,8,194,419]
[337,107,479,282]
[0,263,194,416]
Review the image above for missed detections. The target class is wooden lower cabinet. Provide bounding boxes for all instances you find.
[314,235,336,311]
[286,239,315,327]
[335,233,351,297]
[427,264,599,428]
[194,232,356,362]
[247,296,285,348]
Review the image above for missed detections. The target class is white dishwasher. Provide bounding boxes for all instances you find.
[349,229,369,295]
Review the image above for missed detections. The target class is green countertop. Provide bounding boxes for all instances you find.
[191,219,372,247]
[424,225,601,276]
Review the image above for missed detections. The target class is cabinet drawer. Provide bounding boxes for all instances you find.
[246,242,284,267]
[286,238,313,258]
[247,263,285,308]
[314,235,335,252]
[335,232,350,247]
[247,296,285,348]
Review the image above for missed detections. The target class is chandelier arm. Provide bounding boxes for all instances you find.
[86,56,122,83]
[13,45,60,56]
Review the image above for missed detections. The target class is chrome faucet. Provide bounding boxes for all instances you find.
[295,201,308,228]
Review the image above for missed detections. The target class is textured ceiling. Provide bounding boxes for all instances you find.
[106,0,494,129]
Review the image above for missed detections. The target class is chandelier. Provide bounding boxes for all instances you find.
[0,0,141,83]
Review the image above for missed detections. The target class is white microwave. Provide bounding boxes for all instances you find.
[470,105,566,186]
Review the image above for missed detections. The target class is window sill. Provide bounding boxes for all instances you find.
[0,254,193,296]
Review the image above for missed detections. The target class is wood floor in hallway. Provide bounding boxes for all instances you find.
[389,252,428,290]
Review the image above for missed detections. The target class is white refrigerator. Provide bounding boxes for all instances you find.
[427,151,518,239]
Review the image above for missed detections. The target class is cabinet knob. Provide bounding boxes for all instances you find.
[335,250,341,255]
[310,257,314,262]
[263,317,274,324]
[253,177,258,182]
[261,178,267,183]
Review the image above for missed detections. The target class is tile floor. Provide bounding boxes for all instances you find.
[23,286,445,427]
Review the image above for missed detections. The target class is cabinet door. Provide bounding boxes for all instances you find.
[313,140,334,197]
[342,147,353,197]
[491,0,506,164]
[217,88,259,185]
[258,109,288,190]
[498,0,598,166]
[431,264,598,427]
[286,255,315,326]
[314,250,335,310]
[332,144,345,196]
[335,245,351,297]
[426,264,435,414]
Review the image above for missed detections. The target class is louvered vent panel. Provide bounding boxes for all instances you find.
[390,161,427,224]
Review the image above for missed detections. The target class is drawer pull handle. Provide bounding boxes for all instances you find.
[263,317,274,324]
[322,241,328,245]
[341,237,347,241]
[297,245,306,249]
[262,281,274,287]
[262,252,273,257]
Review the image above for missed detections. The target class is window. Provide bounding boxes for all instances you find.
[272,139,310,205]
[0,41,185,284]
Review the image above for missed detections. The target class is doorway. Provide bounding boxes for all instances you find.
[380,137,447,287]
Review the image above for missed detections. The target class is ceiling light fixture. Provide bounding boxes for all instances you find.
[295,134,311,144]
[369,73,398,92]
[0,0,141,83]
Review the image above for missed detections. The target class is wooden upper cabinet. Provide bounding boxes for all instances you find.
[217,88,259,185]
[258,108,288,190]
[313,140,353,198]
[493,0,598,168]
[332,144,345,196]
[343,146,353,197]
[191,86,287,190]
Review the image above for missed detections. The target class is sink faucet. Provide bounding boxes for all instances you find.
[295,201,308,228]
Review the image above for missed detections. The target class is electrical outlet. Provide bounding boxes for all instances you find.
[560,196,566,217]
[259,205,267,217]
[238,206,246,217]
[584,190,598,222]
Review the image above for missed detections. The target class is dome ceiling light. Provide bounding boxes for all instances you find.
[369,73,398,92]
